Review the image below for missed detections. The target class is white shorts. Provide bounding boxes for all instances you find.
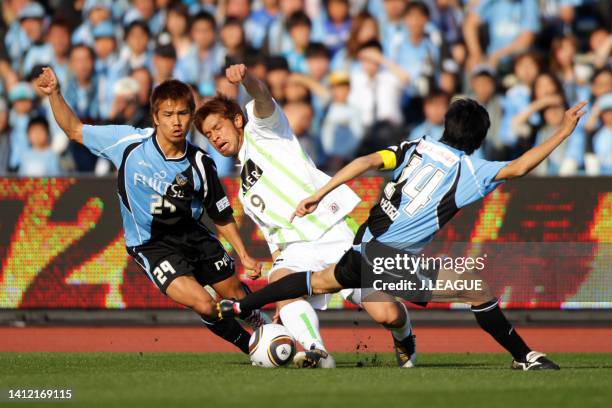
[268,220,364,310]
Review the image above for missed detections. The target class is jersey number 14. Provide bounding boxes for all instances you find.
[384,155,445,216]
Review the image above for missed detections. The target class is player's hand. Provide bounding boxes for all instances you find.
[241,254,262,280]
[290,195,320,222]
[35,66,59,95]
[226,64,247,85]
[560,101,588,136]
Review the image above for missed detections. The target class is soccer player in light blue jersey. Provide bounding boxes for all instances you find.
[34,66,267,355]
[219,98,587,370]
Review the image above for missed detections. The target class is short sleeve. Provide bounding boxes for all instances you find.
[200,154,233,221]
[377,140,419,171]
[455,156,509,208]
[82,125,152,166]
[244,99,292,140]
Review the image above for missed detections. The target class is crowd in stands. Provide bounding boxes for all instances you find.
[0,0,610,177]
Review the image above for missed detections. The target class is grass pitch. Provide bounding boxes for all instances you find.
[1,353,611,407]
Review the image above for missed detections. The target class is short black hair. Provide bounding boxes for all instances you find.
[125,20,151,40]
[28,116,49,132]
[425,88,450,104]
[190,10,216,30]
[265,56,289,72]
[150,79,195,115]
[305,42,330,59]
[70,43,95,60]
[405,1,430,18]
[439,98,490,155]
[286,11,312,31]
[358,39,383,53]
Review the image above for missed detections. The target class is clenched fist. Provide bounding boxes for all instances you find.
[35,67,59,95]
[225,64,247,85]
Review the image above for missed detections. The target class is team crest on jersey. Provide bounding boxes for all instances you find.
[175,173,188,187]
[241,159,263,193]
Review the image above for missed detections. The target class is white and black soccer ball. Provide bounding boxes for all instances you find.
[249,324,296,368]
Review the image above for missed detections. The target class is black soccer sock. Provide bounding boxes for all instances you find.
[202,316,250,354]
[472,299,531,361]
[238,272,311,316]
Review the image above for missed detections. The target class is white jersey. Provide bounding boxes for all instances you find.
[237,100,360,253]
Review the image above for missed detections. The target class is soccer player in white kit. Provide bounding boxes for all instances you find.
[194,64,416,368]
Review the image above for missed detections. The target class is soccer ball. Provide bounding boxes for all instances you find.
[249,324,296,368]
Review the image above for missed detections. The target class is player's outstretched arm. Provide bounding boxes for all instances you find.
[214,215,262,279]
[291,153,383,221]
[225,63,275,119]
[495,101,587,181]
[34,66,83,144]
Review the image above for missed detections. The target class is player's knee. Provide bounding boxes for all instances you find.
[192,298,216,317]
[365,302,405,327]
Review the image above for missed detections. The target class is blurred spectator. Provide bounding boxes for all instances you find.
[550,34,590,105]
[265,56,290,103]
[589,68,612,103]
[390,1,439,99]
[18,116,62,177]
[8,82,38,171]
[265,0,303,56]
[585,93,612,175]
[114,20,153,79]
[330,11,379,73]
[159,1,191,59]
[9,2,46,76]
[408,89,449,142]
[23,18,71,87]
[65,44,99,172]
[283,100,317,160]
[499,52,541,154]
[320,71,363,171]
[469,66,504,160]
[244,0,281,50]
[463,0,540,73]
[348,40,406,130]
[152,43,178,86]
[124,0,165,37]
[514,92,584,175]
[283,11,312,74]
[93,21,119,120]
[175,11,221,97]
[312,0,351,56]
[109,76,150,128]
[72,0,113,46]
[0,0,607,177]
[585,27,612,70]
[131,67,153,117]
[368,0,406,56]
[219,17,252,65]
[0,99,9,174]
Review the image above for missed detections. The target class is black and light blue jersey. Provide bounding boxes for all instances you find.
[362,137,509,250]
[82,125,232,249]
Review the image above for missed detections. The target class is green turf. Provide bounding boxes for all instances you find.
[1,353,611,407]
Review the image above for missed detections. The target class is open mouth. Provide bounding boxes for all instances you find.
[219,142,229,153]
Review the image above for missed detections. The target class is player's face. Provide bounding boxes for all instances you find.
[153,98,192,143]
[200,113,243,157]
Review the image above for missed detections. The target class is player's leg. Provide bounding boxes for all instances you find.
[357,294,416,368]
[269,268,328,355]
[211,274,267,328]
[429,268,559,370]
[166,275,251,354]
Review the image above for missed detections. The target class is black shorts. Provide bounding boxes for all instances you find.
[128,240,235,294]
[334,243,439,306]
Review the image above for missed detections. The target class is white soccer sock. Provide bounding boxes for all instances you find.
[279,299,326,351]
[389,302,413,341]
